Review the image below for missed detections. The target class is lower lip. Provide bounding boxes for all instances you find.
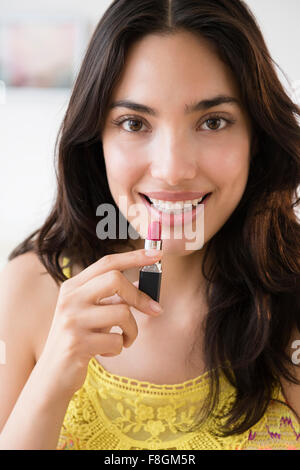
[140,193,212,227]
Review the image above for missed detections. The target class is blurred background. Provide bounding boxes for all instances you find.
[0,0,300,270]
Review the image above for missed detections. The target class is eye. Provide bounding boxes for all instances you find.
[199,115,235,131]
[112,116,148,133]
[111,113,236,134]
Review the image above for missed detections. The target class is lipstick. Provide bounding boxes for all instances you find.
[138,221,162,302]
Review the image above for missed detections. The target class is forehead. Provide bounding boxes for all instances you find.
[110,31,241,105]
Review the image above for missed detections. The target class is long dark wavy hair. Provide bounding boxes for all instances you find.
[8,0,300,437]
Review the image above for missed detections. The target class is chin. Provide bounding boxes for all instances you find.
[159,238,205,254]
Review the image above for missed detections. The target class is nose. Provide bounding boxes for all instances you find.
[149,132,198,186]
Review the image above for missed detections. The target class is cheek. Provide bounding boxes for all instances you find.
[219,150,249,181]
[103,140,145,186]
[205,136,250,189]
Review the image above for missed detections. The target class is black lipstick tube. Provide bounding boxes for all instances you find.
[138,221,162,302]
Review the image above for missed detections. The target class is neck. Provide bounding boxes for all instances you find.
[161,250,206,300]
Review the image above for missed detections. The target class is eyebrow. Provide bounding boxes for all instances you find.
[108,94,240,116]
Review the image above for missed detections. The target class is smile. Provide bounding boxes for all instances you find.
[144,194,210,213]
[139,192,212,226]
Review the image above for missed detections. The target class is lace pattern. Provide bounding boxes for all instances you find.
[56,356,300,450]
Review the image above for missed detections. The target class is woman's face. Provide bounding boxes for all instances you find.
[101,31,253,253]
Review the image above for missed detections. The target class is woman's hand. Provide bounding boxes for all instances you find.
[36,249,163,399]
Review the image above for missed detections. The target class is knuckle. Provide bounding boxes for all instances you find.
[60,311,75,330]
[109,269,122,284]
[129,250,137,260]
[58,282,74,308]
[60,278,72,295]
[100,254,112,268]
[57,291,73,312]
[119,304,131,320]
[57,294,69,312]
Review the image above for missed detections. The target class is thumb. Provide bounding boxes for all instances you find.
[133,280,139,288]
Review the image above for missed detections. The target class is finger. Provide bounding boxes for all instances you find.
[76,304,138,348]
[99,280,139,305]
[87,332,124,357]
[98,293,124,306]
[77,269,162,316]
[65,249,162,289]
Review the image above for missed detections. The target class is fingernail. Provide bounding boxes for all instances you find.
[145,249,162,257]
[149,300,163,313]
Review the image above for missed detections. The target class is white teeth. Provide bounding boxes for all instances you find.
[149,197,203,206]
[192,198,203,205]
[147,195,205,213]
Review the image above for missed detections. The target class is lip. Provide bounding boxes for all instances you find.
[139,192,212,227]
[141,191,210,201]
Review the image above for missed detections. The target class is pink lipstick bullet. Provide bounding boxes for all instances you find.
[138,221,162,302]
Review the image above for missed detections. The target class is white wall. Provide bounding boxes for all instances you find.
[0,87,70,266]
[0,0,112,27]
[246,0,300,83]
[1,0,300,81]
[0,0,300,270]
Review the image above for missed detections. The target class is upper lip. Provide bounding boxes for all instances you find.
[140,191,211,201]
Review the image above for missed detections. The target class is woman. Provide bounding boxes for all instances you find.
[0,0,299,450]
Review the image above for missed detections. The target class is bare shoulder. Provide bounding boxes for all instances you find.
[0,252,64,433]
[0,251,62,363]
[0,251,61,306]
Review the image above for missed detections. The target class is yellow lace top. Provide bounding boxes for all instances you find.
[56,258,300,450]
